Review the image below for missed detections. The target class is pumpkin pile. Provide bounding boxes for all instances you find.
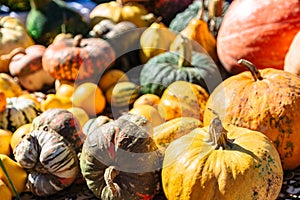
[1,0,300,199]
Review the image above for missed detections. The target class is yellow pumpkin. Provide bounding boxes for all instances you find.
[158,80,209,122]
[0,73,23,98]
[0,129,12,156]
[0,179,12,200]
[162,114,283,200]
[0,154,27,197]
[89,0,152,27]
[0,91,6,112]
[0,16,35,73]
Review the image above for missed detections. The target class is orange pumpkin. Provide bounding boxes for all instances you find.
[217,0,300,74]
[284,31,300,76]
[204,59,300,170]
[0,91,6,112]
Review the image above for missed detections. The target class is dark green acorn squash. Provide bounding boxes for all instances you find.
[140,36,223,96]
[80,113,162,199]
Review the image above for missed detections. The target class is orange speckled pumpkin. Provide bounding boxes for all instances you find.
[204,59,300,170]
[42,35,116,84]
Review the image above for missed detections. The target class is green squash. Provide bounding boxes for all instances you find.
[169,0,230,37]
[0,97,41,132]
[140,35,223,96]
[80,113,162,199]
[26,0,90,46]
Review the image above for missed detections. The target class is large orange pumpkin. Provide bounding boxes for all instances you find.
[217,0,300,74]
[203,59,300,170]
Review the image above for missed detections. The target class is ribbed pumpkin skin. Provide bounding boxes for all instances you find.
[0,97,41,132]
[162,124,283,200]
[80,113,162,199]
[31,108,85,153]
[42,37,115,83]
[203,68,300,170]
[14,126,79,196]
[140,51,223,96]
[217,0,300,74]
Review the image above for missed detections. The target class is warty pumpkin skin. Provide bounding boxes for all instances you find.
[162,115,283,200]
[217,0,300,74]
[31,108,86,153]
[204,59,300,170]
[80,113,162,199]
[13,126,80,196]
[42,35,116,83]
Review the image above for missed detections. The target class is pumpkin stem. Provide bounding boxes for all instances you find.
[0,47,26,60]
[238,59,263,81]
[178,34,193,67]
[208,0,224,19]
[73,35,83,47]
[196,0,205,20]
[208,108,234,150]
[0,159,21,199]
[104,166,121,197]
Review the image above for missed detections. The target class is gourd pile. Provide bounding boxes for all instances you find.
[0,0,300,199]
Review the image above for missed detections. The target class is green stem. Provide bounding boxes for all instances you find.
[178,34,193,67]
[238,59,263,81]
[0,159,21,199]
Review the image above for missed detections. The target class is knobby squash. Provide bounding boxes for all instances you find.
[80,113,162,199]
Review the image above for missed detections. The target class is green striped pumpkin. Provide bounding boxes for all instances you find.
[13,125,79,196]
[106,81,140,107]
[0,97,41,132]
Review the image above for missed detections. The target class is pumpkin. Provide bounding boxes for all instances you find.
[217,0,300,74]
[0,73,23,98]
[157,81,209,122]
[98,69,129,92]
[0,16,35,73]
[140,35,223,96]
[0,154,28,197]
[40,94,73,111]
[139,20,177,63]
[153,116,202,153]
[0,179,12,200]
[133,93,161,109]
[82,115,113,136]
[89,0,152,28]
[0,129,13,156]
[284,31,300,76]
[80,113,162,199]
[0,97,41,132]
[105,81,140,107]
[10,123,32,152]
[72,82,106,117]
[31,108,85,153]
[0,91,6,113]
[8,45,55,92]
[204,59,300,170]
[161,113,283,200]
[42,34,116,84]
[13,126,80,196]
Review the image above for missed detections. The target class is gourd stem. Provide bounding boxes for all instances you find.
[104,166,120,197]
[238,59,263,81]
[0,159,20,200]
[208,0,224,19]
[0,47,26,60]
[208,108,234,150]
[73,35,83,47]
[178,35,193,67]
[197,0,205,20]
